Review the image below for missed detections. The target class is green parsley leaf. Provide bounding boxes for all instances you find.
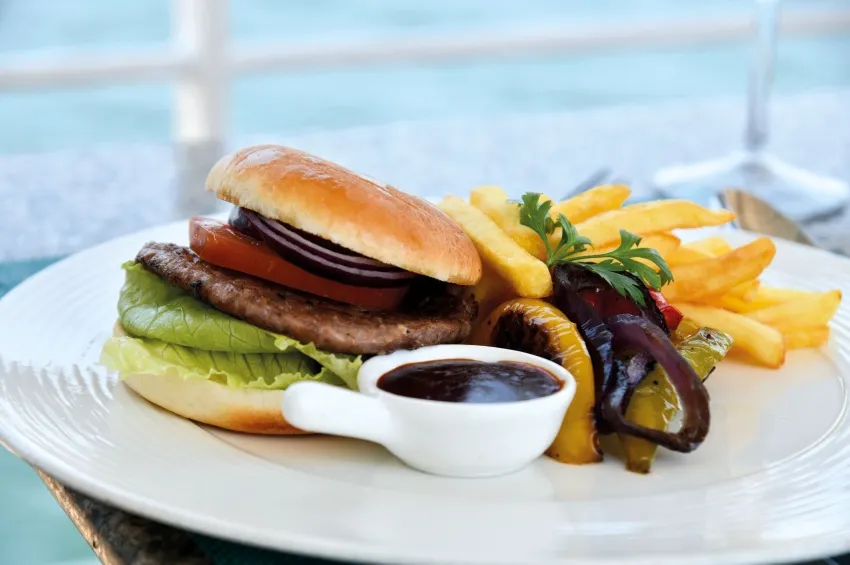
[517,193,674,304]
[554,214,592,263]
[518,193,555,260]
[518,193,555,238]
[581,261,648,306]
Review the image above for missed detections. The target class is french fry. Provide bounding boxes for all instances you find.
[469,185,546,260]
[573,200,735,248]
[666,246,713,267]
[663,238,776,302]
[549,184,631,224]
[779,326,831,349]
[669,240,760,304]
[693,282,757,309]
[682,236,733,257]
[469,185,508,206]
[713,292,752,313]
[606,232,681,257]
[669,237,742,270]
[757,286,815,304]
[747,290,842,329]
[731,286,817,313]
[438,196,552,298]
[709,285,835,317]
[647,232,683,260]
[468,263,517,333]
[676,304,786,368]
[716,286,810,313]
[727,280,760,303]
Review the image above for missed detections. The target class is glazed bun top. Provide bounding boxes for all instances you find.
[206,145,481,285]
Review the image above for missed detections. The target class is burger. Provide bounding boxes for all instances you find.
[100,145,482,434]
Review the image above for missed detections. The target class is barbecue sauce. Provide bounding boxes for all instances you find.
[377,359,561,403]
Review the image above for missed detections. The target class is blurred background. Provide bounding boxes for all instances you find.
[1,0,848,154]
[0,1,848,564]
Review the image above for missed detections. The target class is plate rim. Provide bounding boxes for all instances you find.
[4,389,850,565]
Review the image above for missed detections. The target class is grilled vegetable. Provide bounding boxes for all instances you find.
[473,298,602,464]
[518,193,674,307]
[603,315,712,453]
[620,327,733,474]
[551,263,669,433]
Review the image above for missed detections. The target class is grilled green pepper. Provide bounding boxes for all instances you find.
[620,327,734,474]
[672,317,702,343]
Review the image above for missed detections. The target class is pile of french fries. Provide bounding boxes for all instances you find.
[438,185,842,370]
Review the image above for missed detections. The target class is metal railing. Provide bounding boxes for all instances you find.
[1,0,848,210]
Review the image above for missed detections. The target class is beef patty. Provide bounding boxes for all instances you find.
[135,242,477,355]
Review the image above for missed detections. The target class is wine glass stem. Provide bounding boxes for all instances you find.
[745,0,780,155]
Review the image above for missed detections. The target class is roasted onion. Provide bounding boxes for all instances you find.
[603,314,711,452]
[229,207,418,287]
[573,272,669,334]
[552,263,615,430]
[552,263,711,451]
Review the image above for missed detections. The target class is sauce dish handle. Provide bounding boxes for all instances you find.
[282,382,392,444]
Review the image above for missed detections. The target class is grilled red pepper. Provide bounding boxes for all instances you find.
[649,289,683,331]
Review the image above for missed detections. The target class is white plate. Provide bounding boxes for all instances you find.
[0,217,849,565]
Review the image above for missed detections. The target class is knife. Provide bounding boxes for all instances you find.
[717,188,818,247]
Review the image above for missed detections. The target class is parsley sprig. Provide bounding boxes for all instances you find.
[518,193,673,306]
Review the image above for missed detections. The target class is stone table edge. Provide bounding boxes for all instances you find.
[37,470,212,565]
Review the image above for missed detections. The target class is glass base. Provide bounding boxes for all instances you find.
[651,151,850,223]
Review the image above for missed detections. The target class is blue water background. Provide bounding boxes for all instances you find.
[0,0,848,153]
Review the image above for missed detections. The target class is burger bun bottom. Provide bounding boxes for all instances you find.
[114,322,309,435]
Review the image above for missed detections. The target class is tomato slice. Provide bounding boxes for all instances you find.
[188,218,410,310]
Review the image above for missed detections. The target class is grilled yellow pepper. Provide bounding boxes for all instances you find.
[473,298,602,464]
[620,327,733,474]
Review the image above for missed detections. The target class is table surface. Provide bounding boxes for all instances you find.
[2,90,850,565]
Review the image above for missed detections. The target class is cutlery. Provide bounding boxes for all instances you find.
[560,167,629,200]
[718,187,817,247]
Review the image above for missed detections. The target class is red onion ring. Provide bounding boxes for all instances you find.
[603,314,711,453]
[552,263,616,431]
[229,207,418,287]
[552,262,707,447]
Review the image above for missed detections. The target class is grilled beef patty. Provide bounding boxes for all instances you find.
[135,242,477,355]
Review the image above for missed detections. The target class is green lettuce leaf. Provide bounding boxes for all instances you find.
[113,261,363,390]
[273,335,360,390]
[100,335,348,390]
[118,261,280,354]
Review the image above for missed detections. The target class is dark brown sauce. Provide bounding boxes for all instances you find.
[377,358,562,403]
